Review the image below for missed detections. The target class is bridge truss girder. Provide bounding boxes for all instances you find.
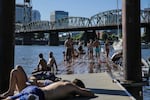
[15,9,150,33]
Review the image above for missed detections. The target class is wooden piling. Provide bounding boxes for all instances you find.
[0,0,15,93]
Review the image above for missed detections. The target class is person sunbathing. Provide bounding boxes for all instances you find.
[0,65,95,100]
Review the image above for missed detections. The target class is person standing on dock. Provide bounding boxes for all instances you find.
[104,39,110,58]
[47,51,58,74]
[70,38,75,60]
[78,40,84,58]
[64,37,72,62]
[87,39,94,59]
[93,38,101,59]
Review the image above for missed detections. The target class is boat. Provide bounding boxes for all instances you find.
[141,58,150,78]
[147,57,150,66]
[112,38,123,52]
[111,50,123,66]
[113,39,150,50]
[141,42,150,49]
[111,51,150,79]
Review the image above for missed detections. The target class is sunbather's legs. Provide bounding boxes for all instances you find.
[15,65,28,91]
[1,65,28,97]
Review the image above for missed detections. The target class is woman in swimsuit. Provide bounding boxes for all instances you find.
[0,65,95,100]
[105,39,110,58]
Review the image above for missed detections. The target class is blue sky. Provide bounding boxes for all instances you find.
[16,0,149,20]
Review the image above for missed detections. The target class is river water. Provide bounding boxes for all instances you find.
[14,45,150,100]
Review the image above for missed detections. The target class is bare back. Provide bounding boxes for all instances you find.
[41,81,94,100]
[38,58,47,71]
[47,57,54,67]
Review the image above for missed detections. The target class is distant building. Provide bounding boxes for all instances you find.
[144,8,150,22]
[32,10,41,21]
[16,4,41,23]
[143,8,150,34]
[144,8,150,11]
[50,11,68,22]
[16,4,32,23]
[50,11,69,28]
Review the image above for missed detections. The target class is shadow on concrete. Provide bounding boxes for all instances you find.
[88,88,129,96]
[69,96,98,100]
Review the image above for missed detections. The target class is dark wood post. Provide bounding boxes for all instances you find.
[48,32,59,46]
[0,0,15,93]
[122,0,142,83]
[122,0,143,99]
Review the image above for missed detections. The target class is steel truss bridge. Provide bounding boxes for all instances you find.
[15,9,150,33]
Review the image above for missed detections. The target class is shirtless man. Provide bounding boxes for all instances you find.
[105,39,110,58]
[47,51,58,73]
[0,65,95,100]
[93,39,101,58]
[64,37,72,62]
[32,53,48,74]
[87,39,94,59]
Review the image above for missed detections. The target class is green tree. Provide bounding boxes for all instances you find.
[142,32,150,43]
[101,32,108,41]
[34,33,45,40]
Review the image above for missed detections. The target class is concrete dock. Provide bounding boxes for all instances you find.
[58,72,136,100]
[56,51,146,100]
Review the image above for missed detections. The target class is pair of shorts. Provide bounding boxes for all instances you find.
[9,85,45,100]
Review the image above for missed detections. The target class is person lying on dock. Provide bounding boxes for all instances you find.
[0,65,95,100]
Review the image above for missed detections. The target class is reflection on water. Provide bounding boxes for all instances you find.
[15,45,150,75]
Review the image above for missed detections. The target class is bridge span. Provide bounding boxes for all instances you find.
[15,9,150,46]
[15,9,150,33]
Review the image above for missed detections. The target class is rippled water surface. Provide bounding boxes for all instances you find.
[15,45,150,100]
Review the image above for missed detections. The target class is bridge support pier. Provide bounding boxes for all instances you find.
[81,30,97,45]
[0,0,15,93]
[144,24,150,42]
[22,33,34,45]
[122,0,142,100]
[48,32,59,46]
[145,25,150,33]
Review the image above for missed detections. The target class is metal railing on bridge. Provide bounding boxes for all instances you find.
[15,9,150,33]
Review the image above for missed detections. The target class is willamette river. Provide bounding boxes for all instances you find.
[14,45,150,100]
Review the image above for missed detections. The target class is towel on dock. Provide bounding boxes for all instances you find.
[32,72,61,82]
